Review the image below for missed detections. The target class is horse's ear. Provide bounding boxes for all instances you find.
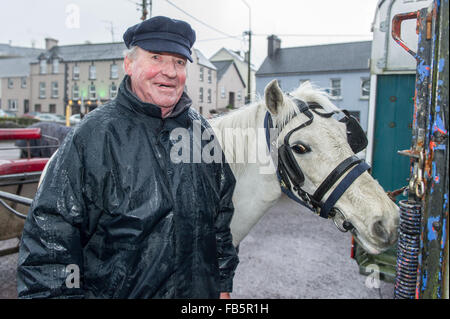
[264,79,284,115]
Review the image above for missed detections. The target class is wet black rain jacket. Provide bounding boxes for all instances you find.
[17,76,239,298]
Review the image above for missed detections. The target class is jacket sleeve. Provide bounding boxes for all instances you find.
[215,160,239,293]
[17,130,89,298]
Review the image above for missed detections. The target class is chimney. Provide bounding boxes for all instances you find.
[45,38,58,50]
[267,35,281,58]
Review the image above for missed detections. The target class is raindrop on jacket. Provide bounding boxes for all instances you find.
[17,76,239,299]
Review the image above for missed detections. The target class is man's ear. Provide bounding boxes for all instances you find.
[124,56,133,76]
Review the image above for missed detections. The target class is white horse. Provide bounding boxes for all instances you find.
[210,80,399,255]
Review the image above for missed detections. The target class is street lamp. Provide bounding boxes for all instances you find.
[241,0,252,104]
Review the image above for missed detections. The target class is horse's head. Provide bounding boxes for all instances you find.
[264,79,399,254]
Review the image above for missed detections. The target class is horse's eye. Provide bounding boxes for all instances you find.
[291,143,311,154]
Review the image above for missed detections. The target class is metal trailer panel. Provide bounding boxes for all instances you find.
[415,0,449,299]
[371,0,433,74]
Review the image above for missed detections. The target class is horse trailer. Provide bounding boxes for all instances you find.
[353,0,448,299]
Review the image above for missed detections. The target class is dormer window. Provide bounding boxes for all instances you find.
[40,59,47,74]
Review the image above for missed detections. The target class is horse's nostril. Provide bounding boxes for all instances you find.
[372,220,390,244]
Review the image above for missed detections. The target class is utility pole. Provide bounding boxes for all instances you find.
[246,30,252,104]
[141,0,148,20]
[241,0,252,104]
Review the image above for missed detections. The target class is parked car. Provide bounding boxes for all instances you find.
[70,114,81,124]
[34,113,66,124]
[0,109,16,118]
[22,112,42,119]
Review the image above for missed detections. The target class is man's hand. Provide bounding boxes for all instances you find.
[220,292,231,299]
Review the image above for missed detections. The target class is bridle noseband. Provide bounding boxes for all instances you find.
[264,97,370,232]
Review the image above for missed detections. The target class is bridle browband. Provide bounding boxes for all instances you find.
[264,97,370,232]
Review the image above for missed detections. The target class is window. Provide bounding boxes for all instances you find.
[237,91,242,101]
[221,87,226,99]
[89,84,96,100]
[40,59,47,74]
[8,99,18,111]
[8,78,13,89]
[72,84,80,100]
[39,82,46,98]
[35,104,42,112]
[53,59,59,74]
[199,67,204,82]
[208,69,212,84]
[110,64,119,79]
[330,79,342,99]
[89,65,96,80]
[110,83,118,99]
[207,89,212,103]
[361,78,370,99]
[21,77,27,88]
[199,87,204,103]
[49,104,56,113]
[51,81,59,98]
[73,65,80,80]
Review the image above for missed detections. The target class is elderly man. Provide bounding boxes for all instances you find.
[17,16,239,299]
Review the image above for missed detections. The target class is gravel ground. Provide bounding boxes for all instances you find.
[0,194,394,299]
[231,194,394,299]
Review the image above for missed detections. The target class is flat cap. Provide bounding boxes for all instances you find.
[123,16,196,62]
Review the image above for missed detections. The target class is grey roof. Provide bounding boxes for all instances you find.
[210,47,257,71]
[0,44,45,58]
[256,41,371,76]
[0,57,34,77]
[194,48,216,70]
[211,60,246,87]
[34,42,127,63]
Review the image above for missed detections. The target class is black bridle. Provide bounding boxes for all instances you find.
[264,97,370,232]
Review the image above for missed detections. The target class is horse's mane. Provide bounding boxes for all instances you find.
[211,81,339,131]
[210,81,340,176]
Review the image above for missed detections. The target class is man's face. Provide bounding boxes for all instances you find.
[124,47,187,109]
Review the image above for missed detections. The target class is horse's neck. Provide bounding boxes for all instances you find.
[210,103,282,246]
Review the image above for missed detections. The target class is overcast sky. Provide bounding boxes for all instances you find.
[0,0,380,68]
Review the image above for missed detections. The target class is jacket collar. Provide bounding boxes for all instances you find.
[116,75,193,124]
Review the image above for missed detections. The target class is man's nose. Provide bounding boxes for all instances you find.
[161,60,177,78]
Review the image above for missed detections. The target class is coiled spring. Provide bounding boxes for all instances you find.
[394,200,422,299]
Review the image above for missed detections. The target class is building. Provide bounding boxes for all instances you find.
[30,39,127,115]
[210,48,256,103]
[0,58,33,114]
[0,44,44,114]
[1,39,242,118]
[186,49,217,117]
[256,36,372,131]
[212,60,246,112]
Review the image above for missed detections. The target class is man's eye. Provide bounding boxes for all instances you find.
[177,60,186,66]
[152,55,160,60]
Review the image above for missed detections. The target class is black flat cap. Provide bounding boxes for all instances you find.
[123,16,196,62]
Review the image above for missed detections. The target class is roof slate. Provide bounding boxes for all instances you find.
[0,57,34,77]
[256,41,371,76]
[35,42,127,63]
